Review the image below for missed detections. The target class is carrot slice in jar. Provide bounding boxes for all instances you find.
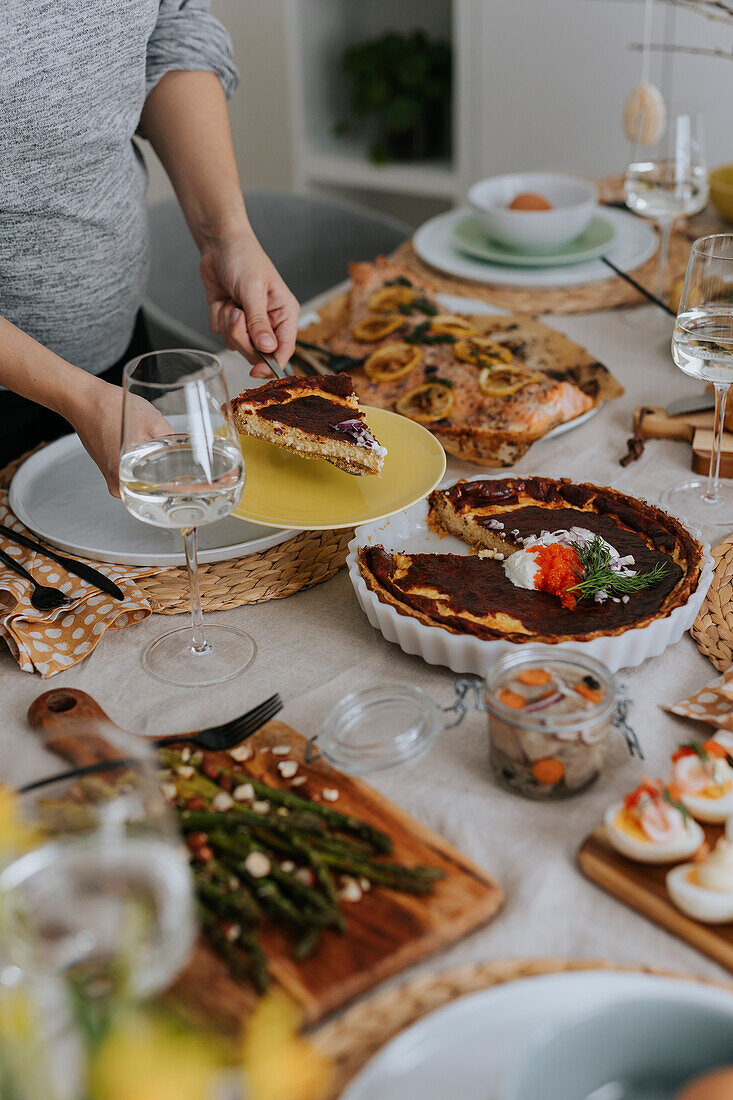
[498,688,526,710]
[532,758,565,785]
[574,683,604,704]
[517,668,552,686]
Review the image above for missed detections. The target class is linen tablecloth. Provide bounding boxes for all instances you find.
[1,305,729,991]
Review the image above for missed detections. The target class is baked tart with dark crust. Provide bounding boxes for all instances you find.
[231,372,386,476]
[357,477,704,645]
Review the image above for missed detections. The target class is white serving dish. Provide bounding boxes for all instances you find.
[347,474,714,674]
[342,971,733,1100]
[413,206,657,289]
[467,172,596,251]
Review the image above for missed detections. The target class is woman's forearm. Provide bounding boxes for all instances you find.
[140,69,249,248]
[0,315,104,422]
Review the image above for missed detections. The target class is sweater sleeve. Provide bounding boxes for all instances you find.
[146,0,239,99]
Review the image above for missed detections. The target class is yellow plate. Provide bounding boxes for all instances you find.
[232,406,446,530]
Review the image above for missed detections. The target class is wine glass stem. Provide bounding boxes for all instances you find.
[181,526,209,654]
[704,382,730,505]
[656,218,672,301]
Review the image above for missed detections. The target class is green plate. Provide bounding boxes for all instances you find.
[452,215,617,268]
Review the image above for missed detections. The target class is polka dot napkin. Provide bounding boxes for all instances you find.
[0,491,162,677]
[667,667,733,731]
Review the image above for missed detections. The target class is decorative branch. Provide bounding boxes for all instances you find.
[629,41,733,58]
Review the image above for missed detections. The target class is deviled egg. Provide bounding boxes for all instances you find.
[667,838,733,924]
[604,778,704,864]
[670,738,733,824]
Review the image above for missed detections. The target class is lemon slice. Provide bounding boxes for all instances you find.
[454,337,514,368]
[395,382,454,423]
[429,315,478,337]
[364,343,423,382]
[478,365,542,397]
[352,316,404,343]
[368,286,416,313]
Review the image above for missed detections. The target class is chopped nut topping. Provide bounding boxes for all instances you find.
[233,783,255,803]
[244,851,271,879]
[211,792,234,812]
[252,800,271,814]
[294,867,315,886]
[338,877,362,903]
[322,788,339,802]
[229,743,253,763]
[176,764,194,780]
[222,921,241,943]
[160,782,177,802]
[271,745,291,757]
[280,860,296,874]
[359,877,371,892]
[291,776,307,788]
[180,747,192,763]
[277,760,298,780]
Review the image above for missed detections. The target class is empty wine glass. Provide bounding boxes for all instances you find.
[0,729,195,1006]
[662,235,733,528]
[625,103,709,324]
[120,350,256,686]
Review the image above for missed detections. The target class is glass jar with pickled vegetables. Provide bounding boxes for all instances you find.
[482,646,620,800]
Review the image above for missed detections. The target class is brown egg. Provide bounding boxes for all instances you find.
[676,1065,733,1100]
[507,192,553,211]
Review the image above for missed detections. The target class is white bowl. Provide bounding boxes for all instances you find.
[467,171,597,252]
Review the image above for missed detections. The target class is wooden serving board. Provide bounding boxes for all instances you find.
[27,689,503,1032]
[633,406,733,479]
[579,824,733,972]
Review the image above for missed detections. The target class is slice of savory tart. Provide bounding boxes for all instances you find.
[230,372,386,476]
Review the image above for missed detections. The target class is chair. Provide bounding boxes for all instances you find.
[142,190,411,351]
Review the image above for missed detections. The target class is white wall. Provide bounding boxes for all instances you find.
[146,0,732,208]
[471,0,732,182]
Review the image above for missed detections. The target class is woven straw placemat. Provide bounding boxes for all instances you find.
[312,957,732,1098]
[393,225,690,316]
[692,535,733,671]
[0,449,352,615]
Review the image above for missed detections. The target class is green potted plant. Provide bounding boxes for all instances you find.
[337,30,452,165]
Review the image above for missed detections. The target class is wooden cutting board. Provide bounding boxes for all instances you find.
[633,406,733,478]
[579,823,733,972]
[27,689,503,1032]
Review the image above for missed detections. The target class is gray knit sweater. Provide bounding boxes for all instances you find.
[0,1,238,374]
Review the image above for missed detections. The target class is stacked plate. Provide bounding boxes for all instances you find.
[414,206,657,290]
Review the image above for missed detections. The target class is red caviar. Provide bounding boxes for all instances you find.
[532,543,582,609]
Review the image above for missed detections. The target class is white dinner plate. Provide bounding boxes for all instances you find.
[413,206,658,288]
[8,434,294,567]
[342,971,733,1100]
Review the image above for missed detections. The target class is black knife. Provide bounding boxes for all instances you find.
[0,524,125,601]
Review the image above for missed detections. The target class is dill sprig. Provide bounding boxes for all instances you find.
[568,535,667,601]
[662,785,690,822]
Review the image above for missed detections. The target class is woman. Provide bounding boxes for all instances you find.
[0,0,297,493]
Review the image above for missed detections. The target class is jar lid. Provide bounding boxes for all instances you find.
[316,684,444,774]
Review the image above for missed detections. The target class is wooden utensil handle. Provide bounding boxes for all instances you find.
[28,688,129,766]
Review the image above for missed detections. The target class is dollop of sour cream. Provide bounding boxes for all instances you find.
[503,547,541,590]
[697,838,733,892]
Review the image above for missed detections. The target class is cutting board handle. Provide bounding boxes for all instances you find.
[28,689,128,766]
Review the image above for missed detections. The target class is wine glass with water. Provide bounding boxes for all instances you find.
[625,105,709,321]
[0,729,195,1010]
[662,235,733,528]
[119,350,255,686]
